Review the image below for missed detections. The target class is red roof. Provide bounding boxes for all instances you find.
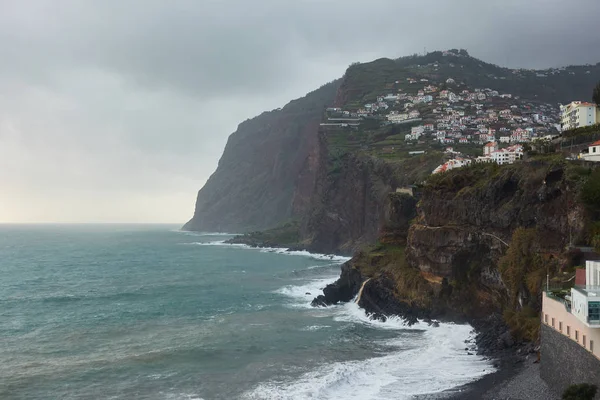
[591,140,600,146]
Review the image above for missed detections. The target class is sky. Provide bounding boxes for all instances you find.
[1,0,599,223]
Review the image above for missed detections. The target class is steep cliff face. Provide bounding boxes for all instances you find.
[185,50,599,245]
[300,152,400,254]
[315,161,591,325]
[183,81,339,232]
[406,162,586,282]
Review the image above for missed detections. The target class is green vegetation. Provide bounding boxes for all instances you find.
[561,123,600,138]
[396,50,600,104]
[229,220,300,247]
[503,307,541,342]
[498,228,555,341]
[342,58,413,106]
[499,228,544,306]
[425,162,501,192]
[581,169,600,213]
[562,384,597,400]
[355,243,431,306]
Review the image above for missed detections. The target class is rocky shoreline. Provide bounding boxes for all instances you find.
[310,260,543,399]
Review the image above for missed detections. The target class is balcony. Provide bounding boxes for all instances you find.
[572,286,600,326]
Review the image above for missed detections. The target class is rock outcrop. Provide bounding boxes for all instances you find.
[183,81,339,233]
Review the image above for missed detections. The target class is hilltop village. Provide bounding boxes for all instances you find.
[320,49,572,174]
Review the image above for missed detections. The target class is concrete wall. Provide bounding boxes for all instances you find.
[542,292,600,358]
[541,324,600,397]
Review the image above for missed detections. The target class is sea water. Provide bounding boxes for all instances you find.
[0,224,493,399]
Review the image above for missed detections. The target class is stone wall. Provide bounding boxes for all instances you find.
[541,324,600,398]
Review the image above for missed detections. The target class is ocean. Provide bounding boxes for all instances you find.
[0,224,494,399]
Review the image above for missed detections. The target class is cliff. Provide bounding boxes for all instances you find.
[185,50,600,253]
[313,160,596,337]
[183,81,339,232]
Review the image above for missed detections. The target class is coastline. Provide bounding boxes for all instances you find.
[207,233,554,398]
[445,356,559,400]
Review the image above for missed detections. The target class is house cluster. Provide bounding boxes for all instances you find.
[395,83,558,145]
[476,142,524,165]
[431,141,524,175]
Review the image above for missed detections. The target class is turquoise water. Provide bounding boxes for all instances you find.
[0,225,493,400]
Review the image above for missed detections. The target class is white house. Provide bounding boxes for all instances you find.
[499,136,511,143]
[580,140,600,162]
[432,158,471,174]
[409,110,420,119]
[388,113,409,123]
[490,145,523,165]
[561,101,600,131]
[483,142,498,156]
[412,126,425,136]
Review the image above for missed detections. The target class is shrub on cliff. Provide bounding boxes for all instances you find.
[503,307,540,342]
[581,169,600,213]
[498,228,552,341]
[562,383,597,400]
[499,228,544,306]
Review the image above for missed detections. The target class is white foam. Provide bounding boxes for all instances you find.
[333,302,414,330]
[301,325,332,331]
[190,241,351,262]
[275,276,338,308]
[172,230,237,236]
[244,320,493,400]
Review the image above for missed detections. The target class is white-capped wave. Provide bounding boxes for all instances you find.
[243,320,492,400]
[301,325,332,331]
[172,230,237,236]
[275,276,338,308]
[333,301,415,330]
[190,241,351,262]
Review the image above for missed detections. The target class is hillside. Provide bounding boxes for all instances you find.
[184,50,600,252]
[183,80,339,232]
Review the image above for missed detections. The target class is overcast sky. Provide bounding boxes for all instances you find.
[1,0,599,223]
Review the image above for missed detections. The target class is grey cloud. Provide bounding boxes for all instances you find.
[0,0,599,222]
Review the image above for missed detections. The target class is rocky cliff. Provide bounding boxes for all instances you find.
[183,81,339,232]
[185,50,600,252]
[314,160,593,328]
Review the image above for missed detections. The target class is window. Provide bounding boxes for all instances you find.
[576,331,579,342]
[567,326,571,337]
[591,340,594,353]
[589,302,600,321]
[544,314,548,324]
[552,318,555,328]
[559,322,563,332]
[583,335,587,348]
[594,147,597,153]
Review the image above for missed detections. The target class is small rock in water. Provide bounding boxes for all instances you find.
[305,292,311,295]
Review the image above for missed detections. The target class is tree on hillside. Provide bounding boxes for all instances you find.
[593,81,600,107]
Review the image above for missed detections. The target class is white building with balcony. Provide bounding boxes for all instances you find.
[542,261,600,358]
[560,101,599,131]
